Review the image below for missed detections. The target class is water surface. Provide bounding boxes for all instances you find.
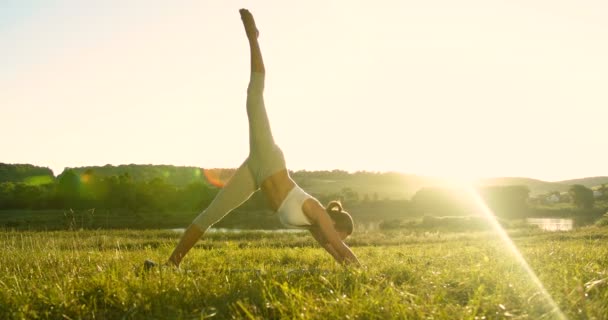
[527,218,573,231]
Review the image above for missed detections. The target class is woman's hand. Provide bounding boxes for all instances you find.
[239,9,259,40]
[304,200,361,266]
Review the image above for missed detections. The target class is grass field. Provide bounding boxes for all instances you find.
[1,227,607,319]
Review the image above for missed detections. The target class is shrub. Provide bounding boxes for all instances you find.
[595,212,608,227]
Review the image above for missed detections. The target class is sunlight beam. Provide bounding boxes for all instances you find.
[463,185,567,319]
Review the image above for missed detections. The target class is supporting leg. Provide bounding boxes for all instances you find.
[168,160,257,266]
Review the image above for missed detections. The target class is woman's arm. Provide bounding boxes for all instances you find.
[305,200,361,265]
[309,225,342,262]
[240,9,265,74]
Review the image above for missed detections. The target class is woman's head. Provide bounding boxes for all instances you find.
[326,201,354,239]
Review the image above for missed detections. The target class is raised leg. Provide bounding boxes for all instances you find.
[240,8,264,73]
[241,8,274,153]
[240,9,286,188]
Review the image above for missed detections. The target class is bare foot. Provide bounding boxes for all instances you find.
[239,8,259,40]
[143,259,158,270]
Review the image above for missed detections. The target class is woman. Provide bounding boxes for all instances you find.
[164,9,360,267]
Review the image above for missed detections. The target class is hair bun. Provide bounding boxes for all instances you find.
[325,200,354,236]
[327,200,343,212]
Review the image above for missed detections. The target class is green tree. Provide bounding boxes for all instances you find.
[138,177,176,212]
[117,173,137,211]
[12,183,41,209]
[56,169,81,208]
[569,184,594,209]
[98,173,136,210]
[79,169,101,208]
[178,182,217,211]
[0,163,54,183]
[0,182,16,209]
[599,184,608,200]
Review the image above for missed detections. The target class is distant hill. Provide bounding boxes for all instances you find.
[0,163,54,185]
[291,171,447,200]
[476,176,608,196]
[297,173,608,199]
[475,177,570,195]
[558,177,608,188]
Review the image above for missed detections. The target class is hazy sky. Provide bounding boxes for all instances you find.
[2,0,607,181]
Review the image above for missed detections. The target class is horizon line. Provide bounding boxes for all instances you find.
[1,161,606,184]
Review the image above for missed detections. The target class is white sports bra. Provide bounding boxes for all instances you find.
[277,185,314,229]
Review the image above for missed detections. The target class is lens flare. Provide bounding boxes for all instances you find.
[193,168,201,177]
[202,168,234,188]
[462,184,567,319]
[80,173,91,184]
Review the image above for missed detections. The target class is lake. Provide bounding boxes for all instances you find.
[526,218,573,231]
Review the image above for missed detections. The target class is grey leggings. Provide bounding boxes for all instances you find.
[192,72,286,231]
[245,72,287,187]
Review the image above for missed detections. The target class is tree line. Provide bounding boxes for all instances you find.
[0,163,604,220]
[0,168,220,212]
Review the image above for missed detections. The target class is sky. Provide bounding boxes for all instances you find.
[1,0,607,182]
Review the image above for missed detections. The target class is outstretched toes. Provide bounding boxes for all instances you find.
[239,8,259,39]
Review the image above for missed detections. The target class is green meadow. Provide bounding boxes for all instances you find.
[1,227,607,319]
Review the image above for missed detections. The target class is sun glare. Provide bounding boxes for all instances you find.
[461,183,567,319]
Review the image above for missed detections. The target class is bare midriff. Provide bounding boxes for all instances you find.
[261,169,296,211]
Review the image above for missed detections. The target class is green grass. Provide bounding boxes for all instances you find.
[1,228,607,319]
[0,209,200,230]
